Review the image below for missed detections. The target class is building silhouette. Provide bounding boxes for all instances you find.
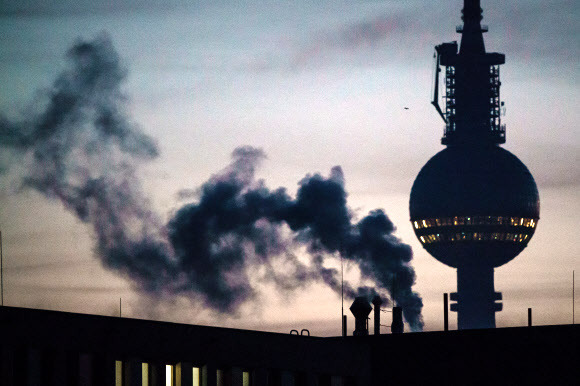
[0,306,578,385]
[409,0,540,329]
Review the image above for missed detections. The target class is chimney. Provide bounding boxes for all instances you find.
[342,315,347,337]
[350,297,372,336]
[391,306,404,334]
[444,293,449,331]
[372,295,383,335]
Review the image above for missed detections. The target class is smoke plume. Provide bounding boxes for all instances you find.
[0,36,423,330]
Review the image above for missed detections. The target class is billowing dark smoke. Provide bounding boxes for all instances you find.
[169,149,423,329]
[0,34,173,294]
[0,36,423,330]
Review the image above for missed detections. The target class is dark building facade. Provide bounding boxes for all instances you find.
[1,306,578,386]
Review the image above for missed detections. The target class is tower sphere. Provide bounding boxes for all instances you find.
[409,145,539,268]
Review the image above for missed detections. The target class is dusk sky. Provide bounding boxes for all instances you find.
[0,0,578,335]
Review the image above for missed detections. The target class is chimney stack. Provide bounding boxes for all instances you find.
[391,306,404,334]
[350,297,372,336]
[444,293,449,331]
[372,295,383,335]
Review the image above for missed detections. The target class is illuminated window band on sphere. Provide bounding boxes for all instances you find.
[419,232,530,244]
[413,216,537,229]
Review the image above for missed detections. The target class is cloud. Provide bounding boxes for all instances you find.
[289,12,412,69]
[281,0,578,70]
[0,0,197,17]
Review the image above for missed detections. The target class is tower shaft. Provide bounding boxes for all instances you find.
[451,263,502,329]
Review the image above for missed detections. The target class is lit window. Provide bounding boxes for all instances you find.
[193,368,200,386]
[116,361,123,386]
[166,365,173,386]
[420,236,425,243]
[520,218,524,226]
[243,372,250,386]
[142,363,149,386]
[414,221,419,229]
[436,218,441,226]
[422,220,427,228]
[454,216,458,226]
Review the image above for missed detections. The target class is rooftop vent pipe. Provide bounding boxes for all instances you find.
[392,306,404,334]
[372,295,383,335]
[350,297,372,336]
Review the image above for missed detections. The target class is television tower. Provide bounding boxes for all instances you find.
[409,0,540,329]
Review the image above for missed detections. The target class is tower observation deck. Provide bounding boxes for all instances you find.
[410,0,540,329]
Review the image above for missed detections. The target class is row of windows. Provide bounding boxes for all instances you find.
[419,232,530,244]
[413,216,536,230]
[115,362,235,386]
[114,361,347,386]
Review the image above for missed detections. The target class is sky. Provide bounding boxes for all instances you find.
[0,0,578,335]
